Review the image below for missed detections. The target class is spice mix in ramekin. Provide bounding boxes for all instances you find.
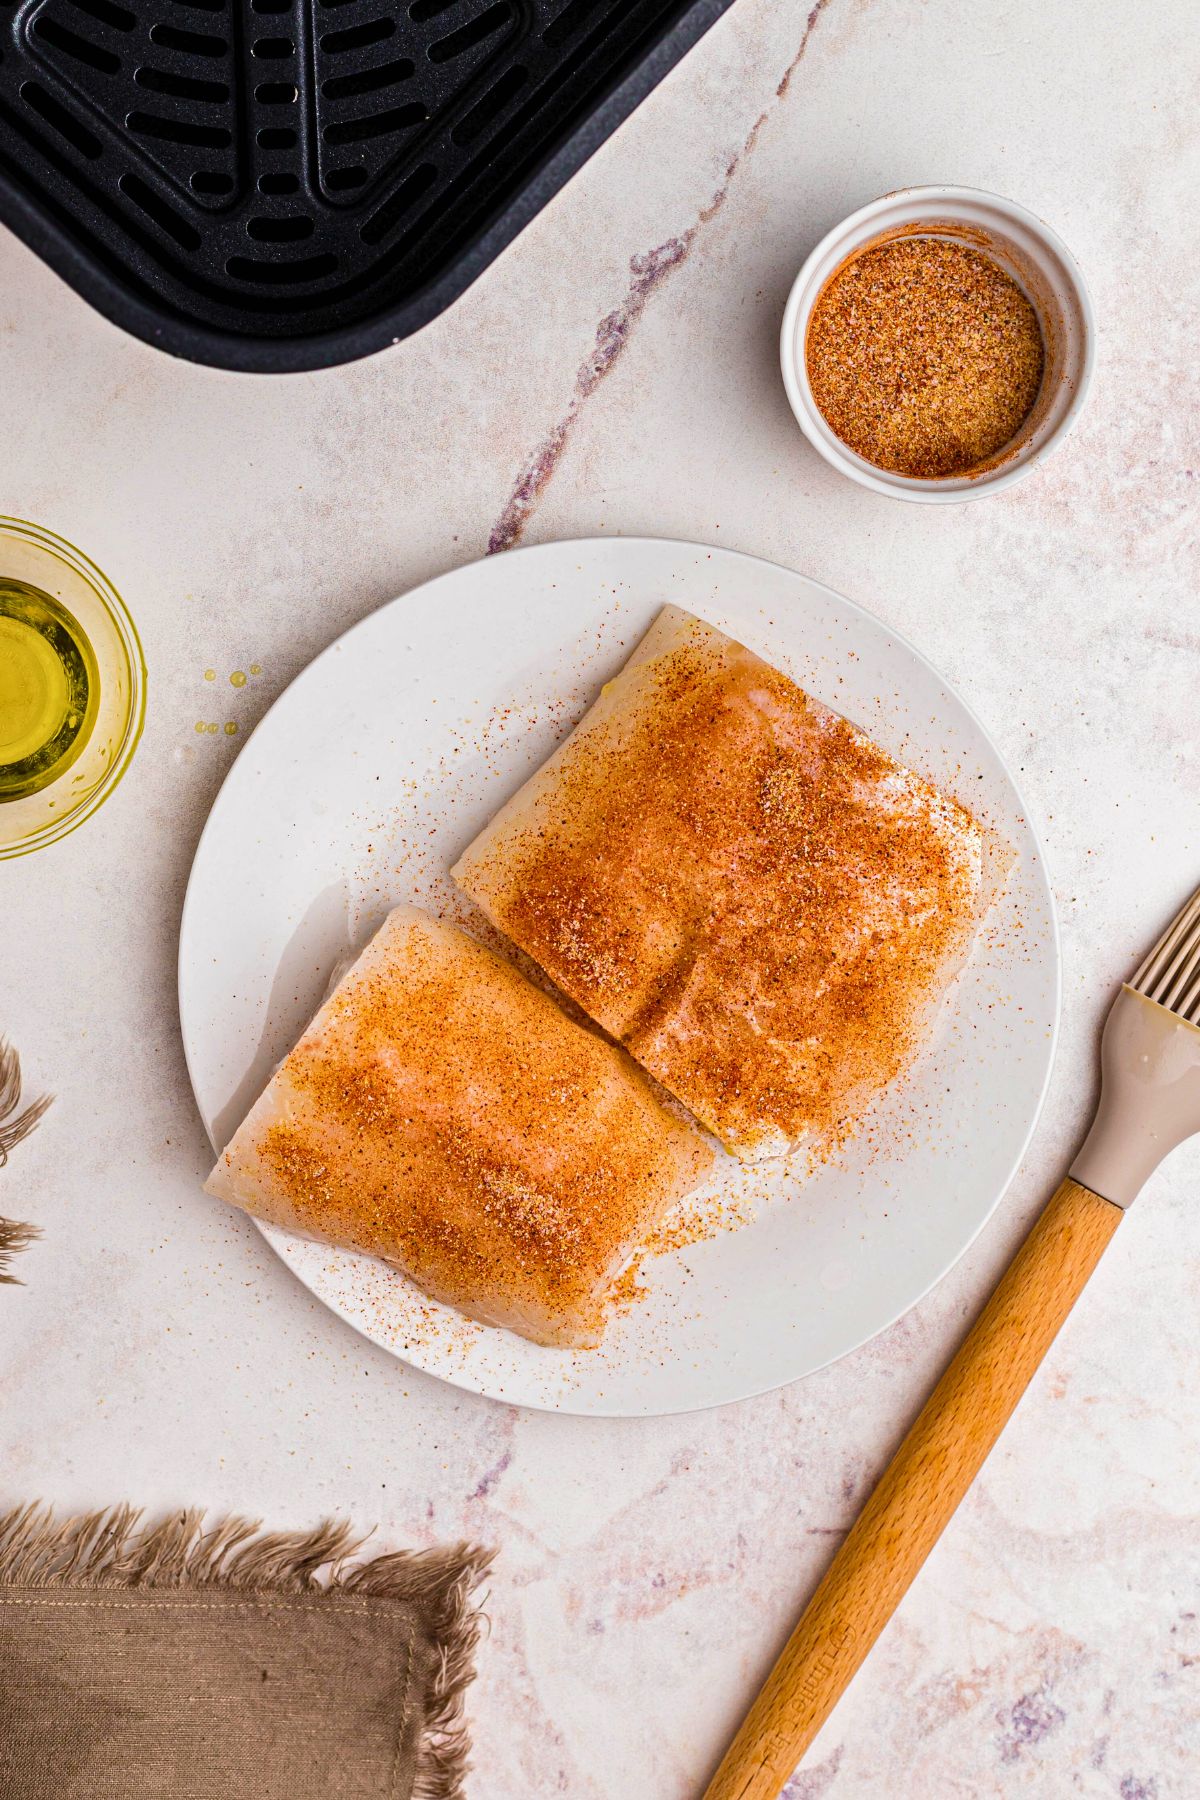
[780,188,1094,502]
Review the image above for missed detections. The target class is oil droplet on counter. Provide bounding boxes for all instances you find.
[224,721,238,735]
[194,721,206,733]
[204,669,215,681]
[205,722,219,734]
[250,663,261,676]
[230,670,247,688]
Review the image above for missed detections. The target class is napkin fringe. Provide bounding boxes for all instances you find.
[0,1217,40,1285]
[0,1037,52,1283]
[0,1036,53,1167]
[0,1505,493,1800]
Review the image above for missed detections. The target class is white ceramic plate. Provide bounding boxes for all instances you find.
[179,537,1058,1416]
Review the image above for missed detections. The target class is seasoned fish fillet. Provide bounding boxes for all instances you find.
[206,907,711,1346]
[453,606,1006,1162]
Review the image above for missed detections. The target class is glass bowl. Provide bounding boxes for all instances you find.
[0,517,145,859]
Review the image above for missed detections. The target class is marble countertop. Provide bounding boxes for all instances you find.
[3,0,1198,1793]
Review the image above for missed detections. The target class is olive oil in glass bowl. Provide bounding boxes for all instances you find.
[0,519,145,858]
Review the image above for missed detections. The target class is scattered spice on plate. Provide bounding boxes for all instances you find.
[805,237,1045,478]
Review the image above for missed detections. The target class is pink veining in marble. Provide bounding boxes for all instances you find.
[486,0,833,556]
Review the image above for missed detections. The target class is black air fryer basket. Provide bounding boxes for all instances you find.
[0,0,733,370]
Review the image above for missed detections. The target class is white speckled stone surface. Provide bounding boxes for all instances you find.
[2,1,1199,1794]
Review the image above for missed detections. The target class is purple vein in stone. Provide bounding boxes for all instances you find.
[486,0,833,555]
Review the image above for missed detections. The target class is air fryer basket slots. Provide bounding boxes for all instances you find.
[0,0,733,369]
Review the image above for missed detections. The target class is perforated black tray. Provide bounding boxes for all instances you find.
[0,0,733,370]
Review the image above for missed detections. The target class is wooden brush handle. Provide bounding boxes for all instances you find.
[702,1177,1122,1800]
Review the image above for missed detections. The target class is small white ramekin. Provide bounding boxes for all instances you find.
[780,185,1095,502]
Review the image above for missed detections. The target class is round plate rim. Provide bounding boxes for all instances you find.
[179,535,1061,1416]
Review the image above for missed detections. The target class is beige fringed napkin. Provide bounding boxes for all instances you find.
[0,1506,491,1800]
